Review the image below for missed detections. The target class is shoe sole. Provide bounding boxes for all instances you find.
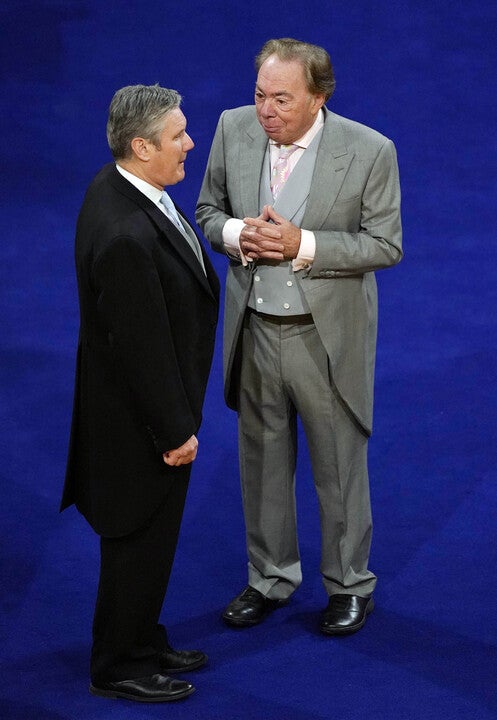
[222,614,263,627]
[320,598,375,636]
[89,684,195,703]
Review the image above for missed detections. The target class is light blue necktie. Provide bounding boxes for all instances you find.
[160,191,185,231]
[159,191,205,272]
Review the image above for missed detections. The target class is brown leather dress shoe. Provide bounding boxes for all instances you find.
[89,673,194,702]
[223,586,285,627]
[320,594,374,635]
[159,646,208,673]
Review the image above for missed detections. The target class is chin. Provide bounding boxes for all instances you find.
[167,173,184,186]
[269,131,289,144]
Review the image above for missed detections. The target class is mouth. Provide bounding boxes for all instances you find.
[260,122,282,134]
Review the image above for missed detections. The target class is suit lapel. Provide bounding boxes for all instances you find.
[239,116,268,217]
[174,206,220,296]
[158,206,213,290]
[107,165,217,299]
[302,109,354,229]
[239,110,354,226]
[273,129,322,222]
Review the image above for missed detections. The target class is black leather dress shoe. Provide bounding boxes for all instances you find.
[159,646,208,673]
[223,586,284,627]
[89,673,194,703]
[320,594,374,635]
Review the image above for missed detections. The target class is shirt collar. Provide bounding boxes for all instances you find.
[115,164,163,206]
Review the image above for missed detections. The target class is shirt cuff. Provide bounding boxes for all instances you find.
[292,229,315,271]
[222,218,250,265]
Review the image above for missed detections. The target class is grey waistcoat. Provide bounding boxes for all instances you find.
[248,129,323,316]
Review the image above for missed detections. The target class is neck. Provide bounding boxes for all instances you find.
[117,158,160,189]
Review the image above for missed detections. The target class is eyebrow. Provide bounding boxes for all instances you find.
[255,85,293,98]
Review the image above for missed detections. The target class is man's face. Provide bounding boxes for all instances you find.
[146,107,194,188]
[255,55,325,144]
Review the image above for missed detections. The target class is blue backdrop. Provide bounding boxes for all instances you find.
[1,1,496,718]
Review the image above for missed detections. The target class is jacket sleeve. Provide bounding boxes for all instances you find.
[309,138,403,277]
[196,111,235,255]
[92,234,197,453]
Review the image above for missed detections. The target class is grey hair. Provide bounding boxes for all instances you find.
[255,38,336,102]
[106,84,182,160]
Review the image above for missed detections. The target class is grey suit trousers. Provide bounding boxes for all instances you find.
[238,310,377,600]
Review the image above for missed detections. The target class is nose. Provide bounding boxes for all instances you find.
[184,133,194,151]
[259,98,276,118]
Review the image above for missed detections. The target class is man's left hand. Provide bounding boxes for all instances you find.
[241,205,301,261]
[163,434,198,467]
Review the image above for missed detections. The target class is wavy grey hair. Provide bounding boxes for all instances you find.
[106,84,182,160]
[255,38,336,102]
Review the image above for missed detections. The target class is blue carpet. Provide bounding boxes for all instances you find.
[1,0,496,718]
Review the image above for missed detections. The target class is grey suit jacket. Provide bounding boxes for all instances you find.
[196,106,402,434]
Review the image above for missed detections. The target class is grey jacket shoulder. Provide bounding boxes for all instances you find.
[220,105,394,148]
[217,105,259,134]
[325,110,395,148]
[220,105,257,121]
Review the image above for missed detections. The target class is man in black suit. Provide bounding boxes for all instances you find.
[61,84,219,703]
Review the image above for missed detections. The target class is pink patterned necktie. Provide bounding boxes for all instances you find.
[270,144,299,199]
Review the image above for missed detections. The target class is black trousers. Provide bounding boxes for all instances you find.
[90,468,190,683]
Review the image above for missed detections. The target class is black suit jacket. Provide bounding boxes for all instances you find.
[61,164,219,537]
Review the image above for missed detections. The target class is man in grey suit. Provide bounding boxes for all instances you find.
[196,38,402,635]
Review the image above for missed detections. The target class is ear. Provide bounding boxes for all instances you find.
[130,136,151,161]
[311,93,326,114]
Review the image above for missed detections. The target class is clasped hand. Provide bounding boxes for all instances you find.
[240,205,301,261]
[163,434,198,467]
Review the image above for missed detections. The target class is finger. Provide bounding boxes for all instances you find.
[241,240,262,253]
[243,217,271,228]
[266,206,285,224]
[242,246,284,260]
[240,229,258,243]
[177,455,194,466]
[257,239,285,251]
[256,251,285,260]
[258,227,282,239]
[241,245,269,259]
[243,235,283,249]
